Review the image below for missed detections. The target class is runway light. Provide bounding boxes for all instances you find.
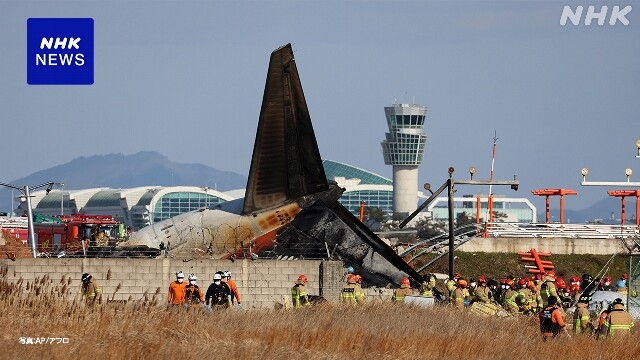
[625,168,632,181]
[581,168,589,182]
[469,166,476,180]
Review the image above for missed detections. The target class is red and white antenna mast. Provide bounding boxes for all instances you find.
[487,131,498,223]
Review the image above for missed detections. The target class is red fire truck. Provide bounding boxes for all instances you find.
[32,214,126,254]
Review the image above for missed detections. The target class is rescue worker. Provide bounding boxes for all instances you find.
[354,275,366,305]
[616,276,628,295]
[486,278,499,303]
[205,272,231,310]
[445,273,462,301]
[452,279,469,309]
[602,298,634,337]
[167,271,187,307]
[595,302,613,339]
[223,270,242,308]
[184,273,204,308]
[340,274,359,305]
[526,278,541,313]
[540,272,559,308]
[580,273,596,294]
[539,296,570,340]
[473,275,491,304]
[393,277,413,303]
[291,274,310,308]
[555,278,570,308]
[81,273,102,307]
[516,278,533,314]
[420,273,437,297]
[600,276,615,291]
[573,294,593,335]
[501,279,520,314]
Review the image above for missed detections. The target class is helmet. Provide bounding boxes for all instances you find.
[534,273,543,281]
[555,278,566,289]
[613,298,624,305]
[213,273,222,281]
[223,270,231,278]
[582,273,592,282]
[176,271,185,279]
[354,275,362,283]
[81,273,91,282]
[517,278,527,287]
[346,266,354,274]
[298,274,308,283]
[578,294,591,304]
[453,272,461,279]
[478,275,487,283]
[622,273,629,280]
[604,276,613,283]
[617,279,625,288]
[401,277,410,285]
[457,279,468,288]
[505,279,515,288]
[546,271,555,277]
[188,273,197,281]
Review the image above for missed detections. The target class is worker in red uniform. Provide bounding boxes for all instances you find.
[223,270,242,308]
[167,271,187,308]
[539,296,570,340]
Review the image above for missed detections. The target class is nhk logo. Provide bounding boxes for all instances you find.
[27,18,94,85]
[560,5,632,26]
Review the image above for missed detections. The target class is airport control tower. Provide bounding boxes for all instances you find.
[381,103,427,217]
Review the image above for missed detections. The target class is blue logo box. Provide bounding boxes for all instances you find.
[27,18,94,85]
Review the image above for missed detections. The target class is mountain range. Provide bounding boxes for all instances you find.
[0,151,631,223]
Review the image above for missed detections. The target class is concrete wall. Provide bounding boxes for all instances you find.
[0,258,345,309]
[458,237,627,255]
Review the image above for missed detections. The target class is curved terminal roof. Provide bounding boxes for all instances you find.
[322,160,391,186]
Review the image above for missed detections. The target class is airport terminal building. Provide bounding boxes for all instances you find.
[17,160,535,230]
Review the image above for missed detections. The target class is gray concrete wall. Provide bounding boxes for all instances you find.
[0,258,345,309]
[458,237,627,255]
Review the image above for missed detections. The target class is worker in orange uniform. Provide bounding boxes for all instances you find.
[539,296,570,340]
[81,273,102,307]
[223,270,242,308]
[291,274,310,308]
[167,271,187,308]
[602,298,634,337]
[393,277,414,302]
[184,273,205,309]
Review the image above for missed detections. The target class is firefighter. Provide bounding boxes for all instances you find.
[600,276,615,291]
[420,273,437,297]
[501,279,519,314]
[602,298,634,337]
[184,273,204,309]
[573,294,593,335]
[205,272,231,310]
[81,273,102,307]
[539,296,570,340]
[291,274,310,308]
[340,274,358,305]
[473,275,491,304]
[393,277,414,303]
[516,278,533,314]
[540,272,558,308]
[445,273,462,301]
[168,271,187,307]
[223,270,242,308]
[452,279,469,309]
[354,275,366,305]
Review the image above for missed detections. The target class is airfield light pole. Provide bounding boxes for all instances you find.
[400,167,519,279]
[580,139,640,307]
[0,181,54,258]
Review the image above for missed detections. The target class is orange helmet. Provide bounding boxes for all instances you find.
[401,277,410,285]
[505,279,515,288]
[457,279,468,288]
[478,275,487,283]
[298,274,308,283]
[354,275,362,283]
[454,273,462,279]
[555,278,566,289]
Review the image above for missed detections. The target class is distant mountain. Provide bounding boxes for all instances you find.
[551,197,630,224]
[0,151,247,211]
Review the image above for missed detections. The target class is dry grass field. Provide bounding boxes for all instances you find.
[0,266,639,360]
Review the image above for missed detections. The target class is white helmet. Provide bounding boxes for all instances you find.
[176,271,185,279]
[224,270,231,278]
[213,273,222,281]
[188,273,197,281]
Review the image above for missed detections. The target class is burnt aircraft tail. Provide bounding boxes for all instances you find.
[242,44,328,215]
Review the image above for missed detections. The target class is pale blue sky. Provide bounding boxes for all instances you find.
[1,0,638,211]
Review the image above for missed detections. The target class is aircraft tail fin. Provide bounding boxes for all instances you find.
[242,44,328,215]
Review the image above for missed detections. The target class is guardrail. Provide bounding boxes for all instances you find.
[485,222,640,239]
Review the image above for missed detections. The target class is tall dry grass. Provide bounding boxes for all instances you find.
[0,265,638,360]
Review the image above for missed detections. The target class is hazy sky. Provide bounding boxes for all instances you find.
[1,0,638,211]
